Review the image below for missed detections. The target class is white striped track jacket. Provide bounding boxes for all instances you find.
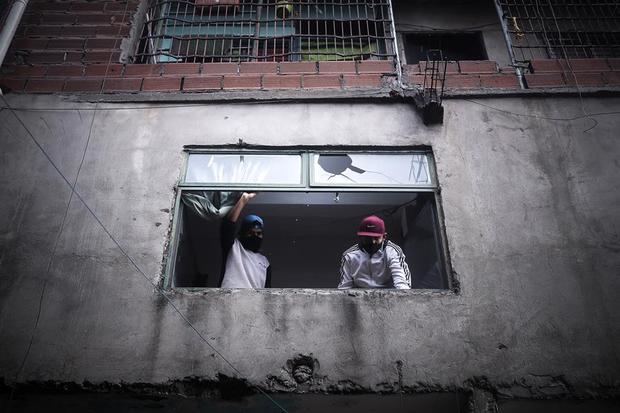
[338,241,411,289]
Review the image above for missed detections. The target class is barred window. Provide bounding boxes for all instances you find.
[497,0,620,62]
[135,0,396,63]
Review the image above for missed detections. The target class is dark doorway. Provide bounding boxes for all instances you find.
[404,32,487,63]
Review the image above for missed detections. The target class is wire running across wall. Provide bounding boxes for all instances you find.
[134,0,395,63]
[497,0,620,62]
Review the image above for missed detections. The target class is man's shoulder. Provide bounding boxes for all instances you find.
[385,240,406,256]
[342,243,361,258]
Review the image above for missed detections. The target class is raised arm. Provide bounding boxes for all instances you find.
[227,192,256,223]
[220,192,257,268]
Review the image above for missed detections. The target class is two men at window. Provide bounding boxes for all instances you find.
[218,193,411,289]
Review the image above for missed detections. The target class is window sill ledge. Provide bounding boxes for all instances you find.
[165,287,458,298]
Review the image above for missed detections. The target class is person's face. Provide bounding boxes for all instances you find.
[359,235,384,245]
[359,234,385,254]
[244,227,263,239]
[240,226,264,252]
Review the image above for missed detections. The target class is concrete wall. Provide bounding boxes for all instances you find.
[1,95,619,402]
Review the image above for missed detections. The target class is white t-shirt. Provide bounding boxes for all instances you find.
[221,239,270,288]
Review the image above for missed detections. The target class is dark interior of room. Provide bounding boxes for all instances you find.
[172,191,448,289]
[404,32,488,63]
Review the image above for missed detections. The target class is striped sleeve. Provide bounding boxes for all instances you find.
[338,245,359,289]
[386,241,411,289]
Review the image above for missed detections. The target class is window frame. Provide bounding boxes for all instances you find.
[181,148,438,192]
[164,148,452,290]
[182,150,309,189]
[307,151,436,190]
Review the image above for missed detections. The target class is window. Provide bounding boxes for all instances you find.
[166,150,450,289]
[135,0,396,63]
[496,0,620,61]
[403,32,487,64]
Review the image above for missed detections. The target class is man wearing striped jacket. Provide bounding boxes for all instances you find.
[338,215,411,289]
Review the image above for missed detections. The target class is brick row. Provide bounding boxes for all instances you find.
[524,72,620,88]
[407,70,620,89]
[405,60,499,76]
[26,1,139,13]
[193,60,393,75]
[23,13,131,26]
[2,60,394,78]
[0,73,390,93]
[23,25,130,37]
[530,58,620,73]
[10,38,120,51]
[406,73,519,89]
[14,66,617,92]
[405,58,620,89]
[9,51,122,65]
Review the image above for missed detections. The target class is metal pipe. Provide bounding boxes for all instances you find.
[386,0,411,90]
[493,0,526,89]
[0,0,29,69]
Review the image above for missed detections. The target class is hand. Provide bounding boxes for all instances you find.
[228,192,257,223]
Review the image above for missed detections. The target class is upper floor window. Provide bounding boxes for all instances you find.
[497,0,620,61]
[134,0,396,63]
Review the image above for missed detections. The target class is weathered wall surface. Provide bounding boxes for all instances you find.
[0,95,619,400]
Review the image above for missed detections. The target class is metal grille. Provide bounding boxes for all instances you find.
[496,0,620,61]
[134,0,395,63]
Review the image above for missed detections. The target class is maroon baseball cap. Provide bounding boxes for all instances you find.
[357,215,386,237]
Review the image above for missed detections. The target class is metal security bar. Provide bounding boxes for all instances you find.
[134,0,395,63]
[496,0,620,62]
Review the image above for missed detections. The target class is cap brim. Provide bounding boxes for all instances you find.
[357,231,384,237]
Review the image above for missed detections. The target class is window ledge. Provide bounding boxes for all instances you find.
[68,88,395,103]
[166,287,458,298]
[56,85,620,104]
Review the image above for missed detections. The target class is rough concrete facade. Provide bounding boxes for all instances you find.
[1,93,619,411]
[1,0,620,411]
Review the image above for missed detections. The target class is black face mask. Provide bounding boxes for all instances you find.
[360,240,382,255]
[240,235,262,252]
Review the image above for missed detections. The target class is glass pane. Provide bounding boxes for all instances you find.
[185,153,303,185]
[311,153,433,187]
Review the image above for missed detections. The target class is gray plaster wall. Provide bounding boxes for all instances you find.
[0,94,619,399]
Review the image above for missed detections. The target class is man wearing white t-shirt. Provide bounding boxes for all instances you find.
[218,192,271,288]
[338,215,411,289]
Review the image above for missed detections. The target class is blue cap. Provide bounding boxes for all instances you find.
[240,214,264,232]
